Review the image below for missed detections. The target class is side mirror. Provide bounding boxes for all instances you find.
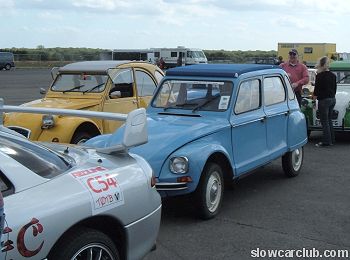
[40,88,47,95]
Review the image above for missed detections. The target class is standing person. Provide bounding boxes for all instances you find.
[280,49,309,105]
[313,56,337,147]
[159,57,165,70]
[276,56,284,65]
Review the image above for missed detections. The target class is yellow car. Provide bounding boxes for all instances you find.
[4,60,164,143]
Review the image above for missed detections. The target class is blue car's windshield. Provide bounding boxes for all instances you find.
[152,80,233,112]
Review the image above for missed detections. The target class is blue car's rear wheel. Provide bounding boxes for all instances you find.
[282,147,304,177]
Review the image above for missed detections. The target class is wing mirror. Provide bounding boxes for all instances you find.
[40,88,47,95]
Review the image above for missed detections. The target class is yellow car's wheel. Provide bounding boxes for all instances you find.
[71,132,94,144]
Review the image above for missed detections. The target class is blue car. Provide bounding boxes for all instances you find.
[87,64,307,219]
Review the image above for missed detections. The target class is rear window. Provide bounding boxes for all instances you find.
[0,135,73,178]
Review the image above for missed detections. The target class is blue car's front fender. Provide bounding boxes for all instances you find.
[158,133,233,197]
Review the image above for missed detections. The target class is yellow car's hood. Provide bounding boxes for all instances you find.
[4,98,102,141]
[20,98,101,110]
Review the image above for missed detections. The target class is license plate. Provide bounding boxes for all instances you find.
[315,119,339,126]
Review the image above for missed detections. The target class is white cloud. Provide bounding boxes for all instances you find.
[0,0,349,51]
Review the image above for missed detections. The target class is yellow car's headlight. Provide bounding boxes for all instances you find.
[41,114,55,129]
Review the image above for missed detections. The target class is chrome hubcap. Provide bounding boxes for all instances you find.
[76,138,88,145]
[206,171,222,213]
[292,148,303,171]
[72,243,115,260]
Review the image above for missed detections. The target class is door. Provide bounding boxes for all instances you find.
[231,78,269,175]
[263,76,289,158]
[134,69,158,108]
[103,68,138,133]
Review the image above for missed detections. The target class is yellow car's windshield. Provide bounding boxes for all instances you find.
[51,73,108,93]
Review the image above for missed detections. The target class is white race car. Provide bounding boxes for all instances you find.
[0,100,161,260]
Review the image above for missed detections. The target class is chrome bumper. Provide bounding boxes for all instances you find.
[155,182,188,191]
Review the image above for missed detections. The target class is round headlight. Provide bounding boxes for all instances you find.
[42,114,55,129]
[170,156,189,174]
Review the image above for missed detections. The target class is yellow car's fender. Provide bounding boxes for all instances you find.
[37,116,102,144]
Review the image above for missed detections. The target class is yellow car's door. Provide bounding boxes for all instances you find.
[135,68,162,108]
[102,68,138,133]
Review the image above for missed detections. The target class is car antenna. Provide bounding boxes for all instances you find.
[64,147,69,154]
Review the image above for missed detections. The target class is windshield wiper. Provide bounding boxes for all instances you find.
[62,84,85,93]
[164,102,198,111]
[83,82,105,94]
[192,95,220,112]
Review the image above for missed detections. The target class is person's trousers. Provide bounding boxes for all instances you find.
[318,98,336,145]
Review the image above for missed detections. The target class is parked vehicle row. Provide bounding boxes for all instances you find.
[0,62,309,259]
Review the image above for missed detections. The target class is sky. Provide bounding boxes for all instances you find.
[0,0,349,52]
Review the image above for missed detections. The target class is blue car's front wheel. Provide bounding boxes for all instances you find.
[194,162,224,219]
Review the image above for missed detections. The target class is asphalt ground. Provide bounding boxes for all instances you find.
[1,69,349,259]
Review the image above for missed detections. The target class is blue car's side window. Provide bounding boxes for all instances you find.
[284,75,295,100]
[234,79,260,114]
[263,76,286,106]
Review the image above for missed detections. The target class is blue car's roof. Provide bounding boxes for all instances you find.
[166,64,279,78]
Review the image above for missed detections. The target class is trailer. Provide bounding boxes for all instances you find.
[111,46,207,68]
[278,43,336,67]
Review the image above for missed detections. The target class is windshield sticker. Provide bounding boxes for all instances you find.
[219,96,230,110]
[71,168,124,215]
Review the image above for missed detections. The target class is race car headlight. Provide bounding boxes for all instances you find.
[41,114,55,129]
[170,156,189,174]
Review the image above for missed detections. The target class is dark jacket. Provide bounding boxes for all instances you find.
[314,71,337,100]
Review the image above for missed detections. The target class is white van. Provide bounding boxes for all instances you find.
[152,46,207,68]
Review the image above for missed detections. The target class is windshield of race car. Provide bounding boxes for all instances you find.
[0,134,73,178]
[152,80,233,112]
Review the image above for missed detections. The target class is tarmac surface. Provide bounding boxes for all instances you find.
[1,68,349,259]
